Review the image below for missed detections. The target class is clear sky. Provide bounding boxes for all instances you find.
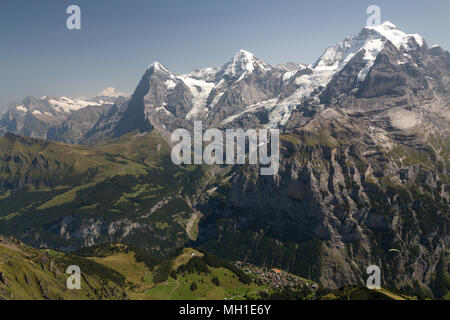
[1,0,449,110]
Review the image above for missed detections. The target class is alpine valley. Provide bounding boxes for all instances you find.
[0,22,449,299]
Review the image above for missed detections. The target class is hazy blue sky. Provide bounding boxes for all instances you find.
[1,0,449,110]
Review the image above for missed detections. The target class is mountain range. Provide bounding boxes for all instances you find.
[0,21,448,298]
[2,22,448,142]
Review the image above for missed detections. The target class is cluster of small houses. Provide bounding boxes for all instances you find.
[233,261,318,290]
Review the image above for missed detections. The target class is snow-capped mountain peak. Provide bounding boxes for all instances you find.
[233,49,256,62]
[5,94,115,117]
[44,96,104,113]
[364,21,424,51]
[222,49,270,80]
[269,22,429,128]
[313,21,425,74]
[313,29,384,72]
[148,61,171,73]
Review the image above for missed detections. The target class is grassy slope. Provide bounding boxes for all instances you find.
[89,252,150,285]
[88,247,266,300]
[0,132,209,255]
[146,266,264,300]
[0,239,420,301]
[0,237,126,300]
[375,288,408,300]
[319,286,417,300]
[0,131,167,208]
[0,132,159,215]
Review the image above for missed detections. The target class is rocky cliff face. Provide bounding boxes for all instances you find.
[195,111,449,291]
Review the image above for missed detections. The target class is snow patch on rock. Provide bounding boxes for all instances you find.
[179,75,215,120]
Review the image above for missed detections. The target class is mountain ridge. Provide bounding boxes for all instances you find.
[3,21,447,145]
